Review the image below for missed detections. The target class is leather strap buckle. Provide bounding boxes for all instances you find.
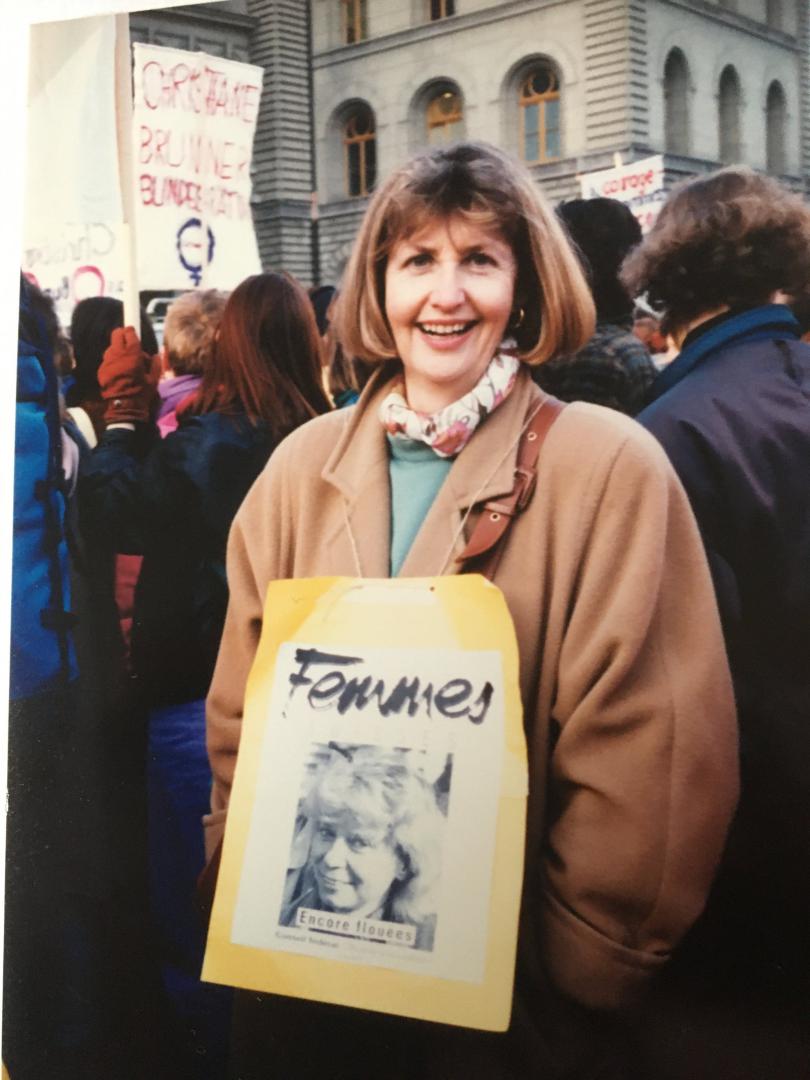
[514,466,537,512]
[457,395,566,579]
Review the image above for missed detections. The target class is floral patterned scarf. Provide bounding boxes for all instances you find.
[379,352,521,458]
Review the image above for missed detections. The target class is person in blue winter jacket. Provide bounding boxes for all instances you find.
[623,166,810,1079]
[5,276,83,1078]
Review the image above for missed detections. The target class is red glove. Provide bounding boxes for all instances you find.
[98,327,161,424]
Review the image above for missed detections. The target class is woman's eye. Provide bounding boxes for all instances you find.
[405,252,432,269]
[348,834,370,851]
[317,825,336,842]
[467,251,495,267]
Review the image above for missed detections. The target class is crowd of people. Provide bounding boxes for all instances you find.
[6,141,809,1080]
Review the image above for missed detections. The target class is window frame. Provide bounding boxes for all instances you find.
[718,65,742,164]
[519,65,561,164]
[343,108,376,198]
[766,80,787,174]
[340,0,367,44]
[663,48,690,156]
[429,0,455,20]
[425,88,464,145]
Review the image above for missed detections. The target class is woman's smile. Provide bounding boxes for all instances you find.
[311,817,402,916]
[384,215,517,413]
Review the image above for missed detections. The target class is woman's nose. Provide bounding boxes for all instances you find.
[323,836,349,867]
[429,264,466,310]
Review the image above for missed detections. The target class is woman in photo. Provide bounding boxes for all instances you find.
[205,142,738,1079]
[281,746,444,951]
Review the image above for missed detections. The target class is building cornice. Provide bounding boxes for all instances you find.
[131,4,257,33]
[314,0,800,68]
[658,0,798,50]
[313,0,575,67]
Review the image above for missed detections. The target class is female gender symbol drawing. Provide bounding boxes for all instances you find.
[176,218,216,285]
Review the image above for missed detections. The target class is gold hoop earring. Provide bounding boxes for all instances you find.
[510,307,525,330]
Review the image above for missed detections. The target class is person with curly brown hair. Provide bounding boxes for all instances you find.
[623,166,810,1077]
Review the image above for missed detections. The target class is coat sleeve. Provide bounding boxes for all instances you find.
[539,425,739,1010]
[79,417,260,556]
[78,420,211,552]
[203,439,295,860]
[78,427,156,553]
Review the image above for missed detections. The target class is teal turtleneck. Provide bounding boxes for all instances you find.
[386,435,453,576]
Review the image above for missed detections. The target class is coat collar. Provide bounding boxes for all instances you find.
[321,364,546,578]
[649,304,800,403]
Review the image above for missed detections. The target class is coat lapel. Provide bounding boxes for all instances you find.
[321,367,545,580]
[320,370,393,578]
[399,370,542,577]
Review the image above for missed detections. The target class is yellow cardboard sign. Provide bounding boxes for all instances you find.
[203,575,527,1031]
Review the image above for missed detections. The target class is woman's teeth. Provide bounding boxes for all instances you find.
[418,322,474,336]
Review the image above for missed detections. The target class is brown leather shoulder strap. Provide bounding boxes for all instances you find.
[458,395,566,580]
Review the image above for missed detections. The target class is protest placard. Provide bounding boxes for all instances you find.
[21,222,130,331]
[23,16,129,326]
[579,154,666,233]
[132,42,263,290]
[203,575,528,1032]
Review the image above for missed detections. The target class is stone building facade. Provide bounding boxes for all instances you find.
[134,0,809,285]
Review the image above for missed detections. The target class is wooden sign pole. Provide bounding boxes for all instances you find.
[114,13,140,335]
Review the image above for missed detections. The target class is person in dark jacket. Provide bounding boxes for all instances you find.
[623,165,810,1078]
[532,197,657,414]
[66,296,158,447]
[79,272,331,1078]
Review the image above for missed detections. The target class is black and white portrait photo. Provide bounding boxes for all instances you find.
[278,743,452,952]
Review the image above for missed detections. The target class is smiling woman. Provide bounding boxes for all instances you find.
[205,141,739,1079]
[384,218,516,412]
[279,744,444,949]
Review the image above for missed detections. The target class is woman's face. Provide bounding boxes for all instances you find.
[311,811,403,916]
[384,215,517,413]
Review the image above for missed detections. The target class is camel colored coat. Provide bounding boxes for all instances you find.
[205,366,737,1013]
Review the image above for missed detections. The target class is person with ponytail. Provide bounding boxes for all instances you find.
[79,271,331,1078]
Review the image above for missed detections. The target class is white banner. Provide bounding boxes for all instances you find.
[132,42,263,290]
[23,16,127,325]
[21,223,129,329]
[579,154,666,234]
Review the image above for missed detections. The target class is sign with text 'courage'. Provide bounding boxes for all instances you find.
[579,154,666,234]
[132,42,263,290]
[203,576,528,1031]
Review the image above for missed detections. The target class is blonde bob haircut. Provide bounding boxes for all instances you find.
[163,288,229,375]
[334,141,595,366]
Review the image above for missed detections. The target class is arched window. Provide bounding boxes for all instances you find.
[718,66,742,164]
[344,106,376,197]
[766,80,787,174]
[766,0,782,29]
[429,0,455,18]
[519,64,561,163]
[341,0,367,44]
[664,49,690,155]
[426,88,463,145]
